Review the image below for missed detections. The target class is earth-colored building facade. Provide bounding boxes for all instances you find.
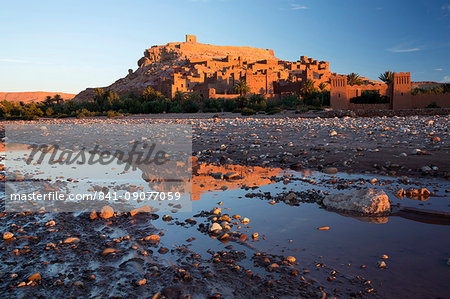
[141,35,331,99]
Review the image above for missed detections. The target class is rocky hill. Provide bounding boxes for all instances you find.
[73,36,279,102]
[0,92,75,103]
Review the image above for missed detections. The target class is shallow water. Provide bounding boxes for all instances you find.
[152,168,450,298]
[2,159,449,298]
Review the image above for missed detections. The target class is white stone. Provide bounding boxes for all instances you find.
[322,188,390,215]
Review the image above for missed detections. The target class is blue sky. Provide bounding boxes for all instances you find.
[1,0,449,93]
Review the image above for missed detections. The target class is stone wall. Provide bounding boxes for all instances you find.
[411,93,450,108]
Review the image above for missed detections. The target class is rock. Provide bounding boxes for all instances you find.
[330,130,337,136]
[411,149,422,155]
[210,223,222,233]
[317,226,330,230]
[286,256,296,263]
[145,235,160,243]
[381,254,388,259]
[394,188,405,198]
[212,207,221,215]
[377,261,387,268]
[322,188,390,214]
[421,166,432,173]
[267,263,279,272]
[224,172,239,180]
[64,237,80,244]
[102,248,120,255]
[90,211,98,220]
[162,215,173,222]
[28,273,41,281]
[45,220,56,226]
[399,152,407,157]
[100,206,114,219]
[3,232,14,240]
[284,192,297,202]
[240,217,250,225]
[218,233,229,240]
[252,233,259,240]
[447,258,450,266]
[136,278,146,286]
[420,188,431,195]
[239,233,249,242]
[158,247,169,254]
[405,188,420,196]
[130,205,152,216]
[323,167,338,175]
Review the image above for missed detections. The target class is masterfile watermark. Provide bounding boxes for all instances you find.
[25,141,169,171]
[4,123,192,213]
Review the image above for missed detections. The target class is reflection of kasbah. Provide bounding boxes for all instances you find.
[190,162,281,201]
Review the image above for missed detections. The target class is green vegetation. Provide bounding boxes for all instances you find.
[349,90,390,104]
[347,73,363,86]
[379,70,393,85]
[233,80,250,96]
[0,83,332,120]
[411,83,449,95]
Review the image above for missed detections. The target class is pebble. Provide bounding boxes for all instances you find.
[162,215,173,221]
[102,248,120,255]
[381,254,388,259]
[28,273,41,281]
[100,206,114,219]
[317,227,330,230]
[252,233,259,240]
[136,278,146,286]
[377,261,387,268]
[323,167,338,175]
[210,223,222,232]
[3,232,14,240]
[286,256,296,263]
[158,247,169,254]
[145,235,160,243]
[64,237,80,244]
[241,217,250,225]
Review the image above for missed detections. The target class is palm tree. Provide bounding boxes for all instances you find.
[318,82,328,92]
[234,80,250,96]
[44,96,53,106]
[53,94,62,105]
[379,70,394,85]
[347,73,363,86]
[300,79,316,96]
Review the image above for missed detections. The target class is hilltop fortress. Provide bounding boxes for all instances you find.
[74,35,449,110]
[74,35,333,101]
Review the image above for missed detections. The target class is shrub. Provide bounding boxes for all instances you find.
[279,94,300,109]
[45,107,54,116]
[248,94,267,111]
[426,102,440,108]
[169,101,183,113]
[223,98,237,112]
[183,100,199,113]
[106,110,122,118]
[241,107,256,115]
[266,107,282,115]
[350,90,390,104]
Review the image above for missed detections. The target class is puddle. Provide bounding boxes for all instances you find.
[1,160,449,298]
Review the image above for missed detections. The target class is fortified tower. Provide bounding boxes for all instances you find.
[330,75,348,109]
[185,35,197,43]
[392,72,411,110]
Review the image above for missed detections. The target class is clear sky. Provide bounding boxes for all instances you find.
[1,0,449,93]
